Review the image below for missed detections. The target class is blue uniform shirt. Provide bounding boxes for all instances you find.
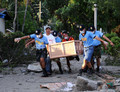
[30,34,48,50]
[55,36,61,43]
[79,31,96,47]
[92,31,103,46]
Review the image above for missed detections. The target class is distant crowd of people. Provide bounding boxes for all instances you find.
[14,25,114,77]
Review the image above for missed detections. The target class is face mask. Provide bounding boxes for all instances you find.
[92,31,95,34]
[80,30,84,34]
[37,35,41,38]
[64,37,68,39]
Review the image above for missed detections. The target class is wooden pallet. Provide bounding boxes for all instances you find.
[47,40,83,59]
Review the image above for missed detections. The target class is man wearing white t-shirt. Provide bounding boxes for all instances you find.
[43,26,56,44]
[44,26,63,74]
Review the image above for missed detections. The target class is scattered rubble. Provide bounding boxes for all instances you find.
[61,82,75,91]
[0,55,120,92]
[75,76,103,91]
[40,82,67,91]
[74,74,120,92]
[0,74,3,78]
[2,59,8,63]
[27,62,42,72]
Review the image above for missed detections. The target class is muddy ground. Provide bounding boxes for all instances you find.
[0,55,120,92]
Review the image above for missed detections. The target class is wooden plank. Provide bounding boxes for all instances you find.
[61,43,65,56]
[47,40,83,59]
[64,41,76,56]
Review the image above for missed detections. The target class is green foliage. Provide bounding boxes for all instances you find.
[0,32,24,62]
[92,0,120,32]
[0,0,14,9]
[17,5,39,35]
[41,1,51,25]
[55,0,93,38]
[45,0,120,38]
[103,32,120,66]
[104,32,120,56]
[45,0,69,15]
[0,32,35,67]
[1,0,120,36]
[0,0,40,35]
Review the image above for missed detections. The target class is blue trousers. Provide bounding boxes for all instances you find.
[45,56,51,73]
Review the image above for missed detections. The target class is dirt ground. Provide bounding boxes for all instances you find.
[0,55,120,92]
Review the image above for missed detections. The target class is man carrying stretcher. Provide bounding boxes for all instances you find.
[62,30,80,73]
[14,29,49,77]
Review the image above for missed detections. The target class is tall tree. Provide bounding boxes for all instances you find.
[13,0,17,32]
[22,0,28,32]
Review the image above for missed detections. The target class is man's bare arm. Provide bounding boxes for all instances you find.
[103,35,114,46]
[25,39,35,48]
[95,36,107,49]
[14,35,30,43]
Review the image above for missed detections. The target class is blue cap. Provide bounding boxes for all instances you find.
[79,25,85,31]
[89,25,95,31]
[35,29,41,35]
[52,31,58,37]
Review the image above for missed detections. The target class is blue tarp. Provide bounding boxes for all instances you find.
[0,13,5,18]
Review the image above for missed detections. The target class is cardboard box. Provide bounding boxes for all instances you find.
[48,40,83,59]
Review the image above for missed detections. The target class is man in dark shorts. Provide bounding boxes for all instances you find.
[89,25,114,72]
[14,29,49,77]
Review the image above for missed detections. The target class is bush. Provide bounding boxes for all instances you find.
[0,32,36,67]
[103,32,120,65]
[112,25,120,37]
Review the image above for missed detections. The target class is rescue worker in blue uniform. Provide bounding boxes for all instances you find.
[78,25,107,76]
[89,25,114,72]
[14,29,49,77]
[52,31,62,43]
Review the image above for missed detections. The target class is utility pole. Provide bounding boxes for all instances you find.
[94,3,97,30]
[39,1,41,22]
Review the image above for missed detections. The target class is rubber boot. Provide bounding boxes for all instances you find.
[59,68,63,74]
[88,68,93,75]
[75,55,80,61]
[83,66,88,73]
[56,61,63,74]
[41,68,48,77]
[78,69,83,76]
[96,67,99,72]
